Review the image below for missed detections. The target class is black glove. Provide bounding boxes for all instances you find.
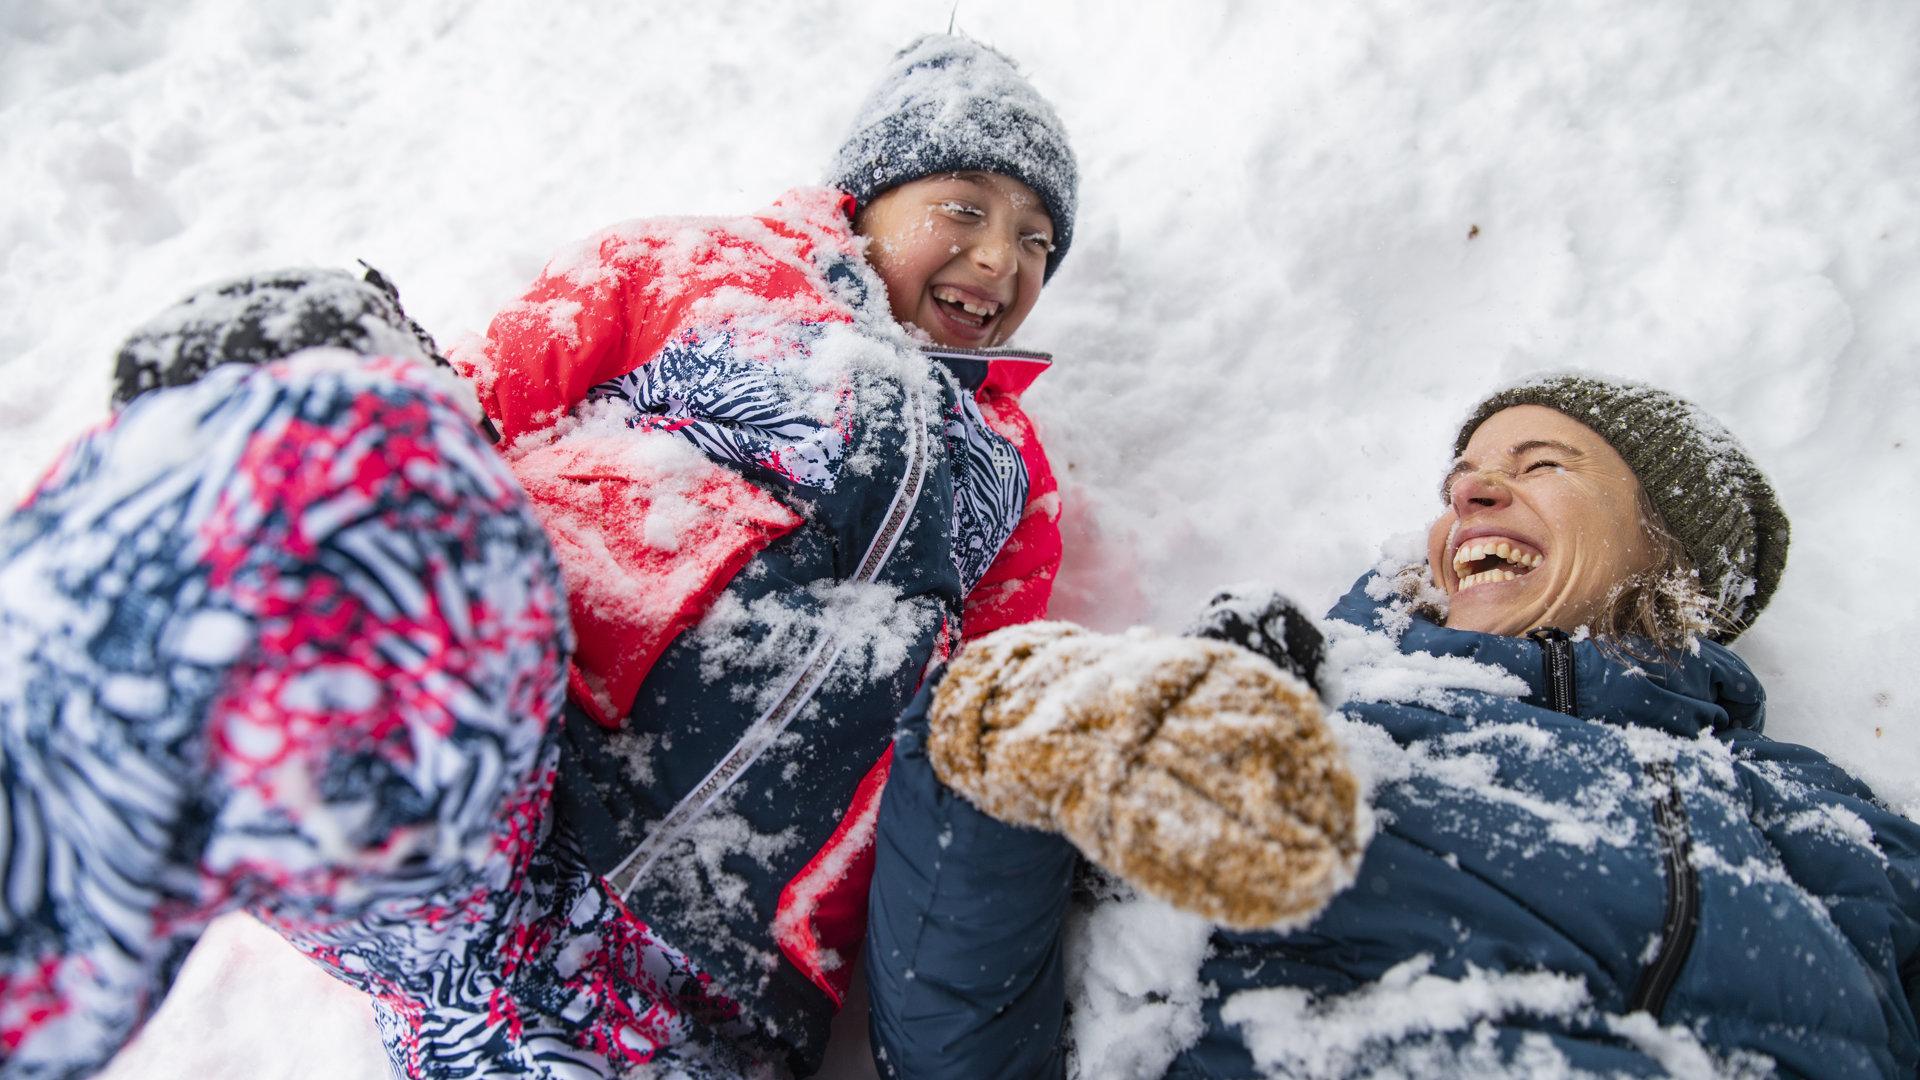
[1184,588,1327,698]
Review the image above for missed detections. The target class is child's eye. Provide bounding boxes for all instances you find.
[1023,232,1056,253]
[938,201,983,219]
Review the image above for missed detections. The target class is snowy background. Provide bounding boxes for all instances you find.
[4,0,1916,1076]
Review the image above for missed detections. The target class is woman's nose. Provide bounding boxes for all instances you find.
[1450,470,1513,515]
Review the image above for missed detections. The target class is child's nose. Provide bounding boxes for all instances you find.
[970,231,1016,276]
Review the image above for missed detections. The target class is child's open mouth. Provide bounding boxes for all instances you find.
[930,284,1002,338]
[1451,536,1543,590]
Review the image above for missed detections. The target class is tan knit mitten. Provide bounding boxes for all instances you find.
[928,621,1364,931]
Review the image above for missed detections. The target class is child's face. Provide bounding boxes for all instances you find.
[854,172,1054,348]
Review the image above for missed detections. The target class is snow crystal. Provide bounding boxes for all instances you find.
[637,792,799,985]
[1602,1011,1777,1080]
[1063,891,1213,1080]
[1221,955,1590,1080]
[1776,804,1884,862]
[1319,619,1528,713]
[500,295,587,348]
[687,579,937,712]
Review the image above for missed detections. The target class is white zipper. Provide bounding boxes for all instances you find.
[606,377,932,899]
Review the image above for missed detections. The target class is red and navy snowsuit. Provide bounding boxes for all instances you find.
[455,186,1063,1074]
[0,187,1059,1080]
[0,352,638,1079]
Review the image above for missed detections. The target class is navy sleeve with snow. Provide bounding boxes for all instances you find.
[1725,728,1920,1053]
[865,672,1077,1080]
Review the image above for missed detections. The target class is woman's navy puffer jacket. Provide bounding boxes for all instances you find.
[865,575,1920,1078]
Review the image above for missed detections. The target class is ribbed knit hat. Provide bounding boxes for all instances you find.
[827,34,1078,281]
[111,265,443,409]
[1454,374,1790,641]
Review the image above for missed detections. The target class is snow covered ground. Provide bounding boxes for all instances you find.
[5,0,1916,1076]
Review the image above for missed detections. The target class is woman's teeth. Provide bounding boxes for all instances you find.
[1459,567,1521,588]
[1451,538,1542,590]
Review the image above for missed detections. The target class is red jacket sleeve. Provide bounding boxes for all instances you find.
[460,204,847,448]
[451,198,861,725]
[961,389,1062,639]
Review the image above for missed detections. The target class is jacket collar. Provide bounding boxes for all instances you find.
[922,346,1052,396]
[1326,572,1767,738]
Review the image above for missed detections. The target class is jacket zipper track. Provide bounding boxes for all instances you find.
[1627,759,1698,1016]
[1531,628,1698,1019]
[607,378,933,899]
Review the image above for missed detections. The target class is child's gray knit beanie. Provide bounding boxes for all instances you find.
[1454,374,1790,641]
[828,34,1078,281]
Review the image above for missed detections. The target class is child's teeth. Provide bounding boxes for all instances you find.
[934,287,999,318]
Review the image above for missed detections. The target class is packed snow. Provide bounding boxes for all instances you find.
[5,1,1916,1077]
[1063,891,1214,1080]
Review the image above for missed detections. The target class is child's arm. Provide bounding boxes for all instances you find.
[960,389,1063,639]
[460,241,653,445]
[458,196,857,448]
[449,211,852,725]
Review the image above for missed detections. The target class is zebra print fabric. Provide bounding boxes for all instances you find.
[0,353,760,1079]
[590,332,1029,594]
[587,332,850,492]
[942,385,1028,593]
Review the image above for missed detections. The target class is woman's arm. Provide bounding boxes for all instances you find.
[866,673,1077,1080]
[1726,729,1920,1046]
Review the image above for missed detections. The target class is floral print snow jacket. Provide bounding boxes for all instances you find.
[458,187,1062,1075]
[866,574,1920,1079]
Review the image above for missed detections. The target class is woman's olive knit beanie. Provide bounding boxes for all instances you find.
[1455,374,1790,641]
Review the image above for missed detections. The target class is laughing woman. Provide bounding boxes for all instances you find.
[864,374,1920,1079]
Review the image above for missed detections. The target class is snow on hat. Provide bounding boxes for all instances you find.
[828,34,1078,280]
[111,265,444,409]
[1454,374,1790,641]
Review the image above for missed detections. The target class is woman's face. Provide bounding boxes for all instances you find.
[1426,405,1657,637]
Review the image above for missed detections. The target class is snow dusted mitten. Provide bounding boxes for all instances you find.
[1185,587,1327,697]
[927,622,1364,930]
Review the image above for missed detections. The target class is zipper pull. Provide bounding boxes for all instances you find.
[1529,627,1578,715]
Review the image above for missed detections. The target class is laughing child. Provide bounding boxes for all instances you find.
[0,33,1078,1080]
[446,32,1079,1077]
